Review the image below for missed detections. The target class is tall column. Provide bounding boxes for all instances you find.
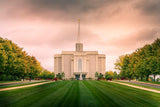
[80,73,82,80]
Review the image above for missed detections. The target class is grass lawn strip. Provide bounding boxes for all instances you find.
[0,81,21,84]
[0,81,48,89]
[96,81,146,106]
[54,81,79,107]
[99,81,159,106]
[84,81,120,106]
[111,81,160,94]
[129,81,160,87]
[0,81,53,91]
[116,81,160,91]
[79,81,99,107]
[88,81,155,107]
[0,81,160,107]
[138,81,160,85]
[29,81,73,107]
[0,81,68,107]
[0,80,46,85]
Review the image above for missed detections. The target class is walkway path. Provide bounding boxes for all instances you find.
[0,80,46,86]
[0,81,54,91]
[110,81,160,94]
[118,80,160,89]
[129,81,160,88]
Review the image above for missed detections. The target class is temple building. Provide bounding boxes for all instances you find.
[54,20,106,80]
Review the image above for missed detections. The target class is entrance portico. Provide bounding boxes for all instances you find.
[74,72,87,80]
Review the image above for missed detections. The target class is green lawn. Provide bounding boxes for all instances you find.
[0,81,48,89]
[116,81,160,91]
[0,81,160,107]
[0,81,21,83]
[139,81,160,85]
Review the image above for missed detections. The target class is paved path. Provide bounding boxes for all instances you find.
[118,80,160,89]
[0,81,54,91]
[129,81,160,88]
[0,80,46,86]
[110,81,160,94]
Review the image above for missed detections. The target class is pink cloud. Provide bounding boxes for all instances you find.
[0,0,160,72]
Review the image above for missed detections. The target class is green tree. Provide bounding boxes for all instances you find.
[95,72,99,80]
[115,55,125,71]
[113,71,118,79]
[56,73,62,79]
[149,56,159,81]
[61,72,65,79]
[98,73,104,79]
[115,38,160,82]
[39,70,55,79]
[105,72,112,80]
[0,37,43,81]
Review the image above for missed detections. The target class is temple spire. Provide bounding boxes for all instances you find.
[77,19,80,43]
[76,19,83,51]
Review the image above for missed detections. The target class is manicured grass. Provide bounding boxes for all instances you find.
[116,81,160,91]
[0,81,160,107]
[0,81,48,89]
[0,81,21,83]
[139,81,160,85]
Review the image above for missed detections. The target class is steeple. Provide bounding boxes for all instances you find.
[76,19,83,52]
[77,19,80,43]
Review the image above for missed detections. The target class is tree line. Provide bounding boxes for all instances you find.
[37,69,55,80]
[115,38,160,81]
[0,37,55,81]
[95,71,119,80]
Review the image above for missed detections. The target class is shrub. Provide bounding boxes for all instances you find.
[148,78,152,81]
[87,77,93,80]
[102,78,105,80]
[156,78,160,82]
[53,78,58,81]
[70,77,75,81]
[149,77,154,81]
[108,78,112,81]
[0,74,6,81]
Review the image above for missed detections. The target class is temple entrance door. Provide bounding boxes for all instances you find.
[82,74,86,80]
[75,75,80,80]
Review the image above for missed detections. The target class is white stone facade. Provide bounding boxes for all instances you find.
[54,20,105,80]
[54,43,106,80]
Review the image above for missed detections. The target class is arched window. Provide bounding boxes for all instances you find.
[78,59,82,72]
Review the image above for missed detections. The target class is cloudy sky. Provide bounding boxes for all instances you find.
[0,0,160,72]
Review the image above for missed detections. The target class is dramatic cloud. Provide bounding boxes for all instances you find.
[0,0,160,72]
[135,0,160,16]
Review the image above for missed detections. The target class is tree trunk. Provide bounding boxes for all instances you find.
[23,76,24,81]
[146,75,149,81]
[129,78,131,82]
[140,76,143,81]
[154,74,156,82]
[13,75,16,81]
[6,71,8,81]
[29,76,31,82]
